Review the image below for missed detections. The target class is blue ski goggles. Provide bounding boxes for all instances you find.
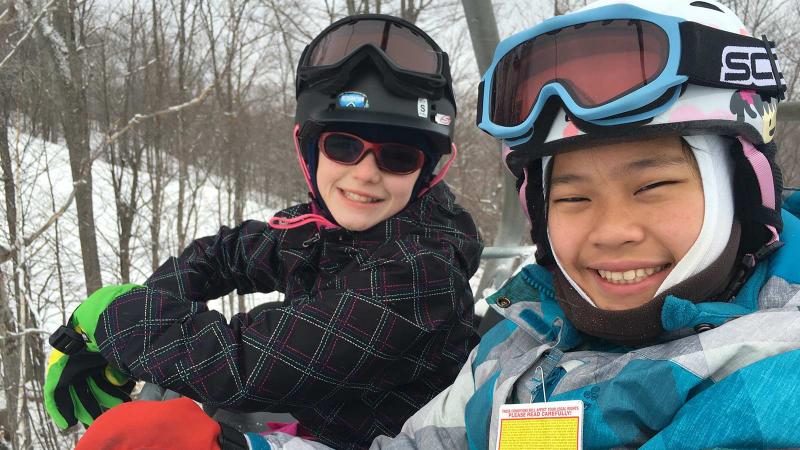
[477,4,786,145]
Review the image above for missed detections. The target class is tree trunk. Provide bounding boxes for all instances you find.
[0,72,21,450]
[0,71,17,305]
[147,0,167,271]
[234,144,246,312]
[147,144,164,271]
[461,0,528,297]
[44,151,68,324]
[0,267,19,450]
[103,6,140,284]
[41,0,102,294]
[176,0,190,251]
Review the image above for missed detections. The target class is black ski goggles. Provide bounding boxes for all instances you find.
[318,132,425,175]
[297,15,450,97]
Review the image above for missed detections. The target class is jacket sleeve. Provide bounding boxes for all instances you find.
[94,229,475,412]
[142,219,284,301]
[641,349,800,449]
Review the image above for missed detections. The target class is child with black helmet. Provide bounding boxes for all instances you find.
[45,15,482,450]
[109,1,796,448]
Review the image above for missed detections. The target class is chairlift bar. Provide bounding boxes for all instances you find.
[481,246,536,259]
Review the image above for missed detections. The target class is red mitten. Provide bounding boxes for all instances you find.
[75,397,222,450]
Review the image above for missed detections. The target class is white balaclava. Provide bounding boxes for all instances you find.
[543,135,736,306]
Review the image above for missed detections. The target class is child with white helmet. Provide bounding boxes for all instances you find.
[71,1,800,449]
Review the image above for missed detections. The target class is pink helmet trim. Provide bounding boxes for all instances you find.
[738,136,780,244]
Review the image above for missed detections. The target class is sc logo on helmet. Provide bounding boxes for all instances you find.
[720,46,781,87]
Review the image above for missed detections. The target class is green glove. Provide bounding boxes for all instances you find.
[44,284,142,430]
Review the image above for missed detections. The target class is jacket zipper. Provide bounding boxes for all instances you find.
[302,233,320,248]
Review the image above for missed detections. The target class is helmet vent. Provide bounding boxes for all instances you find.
[690,1,724,12]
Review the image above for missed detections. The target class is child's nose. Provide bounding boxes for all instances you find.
[587,205,646,248]
[351,152,382,183]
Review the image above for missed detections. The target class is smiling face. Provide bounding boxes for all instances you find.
[547,136,704,310]
[317,148,421,231]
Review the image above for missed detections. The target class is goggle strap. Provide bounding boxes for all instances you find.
[678,22,786,98]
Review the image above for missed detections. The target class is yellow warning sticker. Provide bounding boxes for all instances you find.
[496,400,583,450]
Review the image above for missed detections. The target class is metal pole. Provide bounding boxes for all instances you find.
[461,0,529,297]
[481,246,537,259]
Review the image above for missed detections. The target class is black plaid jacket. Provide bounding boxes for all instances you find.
[95,183,482,449]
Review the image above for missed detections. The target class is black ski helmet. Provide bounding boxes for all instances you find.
[293,14,457,204]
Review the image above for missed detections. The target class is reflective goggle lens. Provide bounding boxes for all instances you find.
[308,20,438,74]
[491,19,669,127]
[320,133,424,175]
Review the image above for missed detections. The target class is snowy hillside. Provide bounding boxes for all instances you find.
[2,127,284,331]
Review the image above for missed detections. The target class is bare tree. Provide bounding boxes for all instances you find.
[144,0,169,271]
[202,0,261,312]
[26,0,103,294]
[0,58,22,450]
[97,7,146,283]
[174,0,197,250]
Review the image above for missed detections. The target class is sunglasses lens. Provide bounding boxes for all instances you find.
[491,19,669,127]
[377,144,424,174]
[322,134,364,163]
[308,20,438,74]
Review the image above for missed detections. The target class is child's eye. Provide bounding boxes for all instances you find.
[553,196,589,203]
[635,180,679,195]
